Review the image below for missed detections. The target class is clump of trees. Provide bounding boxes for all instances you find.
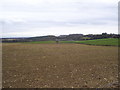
[84,33,120,40]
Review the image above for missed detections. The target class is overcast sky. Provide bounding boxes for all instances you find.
[0,0,119,37]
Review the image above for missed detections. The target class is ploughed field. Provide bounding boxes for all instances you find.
[2,43,118,88]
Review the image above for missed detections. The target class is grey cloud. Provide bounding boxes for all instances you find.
[1,0,118,37]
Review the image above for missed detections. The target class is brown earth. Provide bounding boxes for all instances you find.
[2,43,118,88]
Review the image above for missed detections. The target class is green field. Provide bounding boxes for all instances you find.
[61,38,119,46]
[24,41,56,44]
[24,38,119,46]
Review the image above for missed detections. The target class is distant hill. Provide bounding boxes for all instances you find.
[27,35,57,41]
[2,33,120,42]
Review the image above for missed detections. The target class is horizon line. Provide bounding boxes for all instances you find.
[1,32,119,38]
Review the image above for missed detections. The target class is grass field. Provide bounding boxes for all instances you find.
[2,43,118,88]
[24,38,119,46]
[74,38,119,46]
[25,41,56,44]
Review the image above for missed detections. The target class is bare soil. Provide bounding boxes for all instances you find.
[2,43,118,88]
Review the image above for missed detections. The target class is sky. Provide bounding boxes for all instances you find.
[0,0,119,38]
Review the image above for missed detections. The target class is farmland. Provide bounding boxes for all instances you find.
[24,38,119,46]
[74,38,119,46]
[61,38,119,46]
[2,43,118,88]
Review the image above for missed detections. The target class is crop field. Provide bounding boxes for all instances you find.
[2,43,118,88]
[74,38,119,46]
[25,38,119,46]
[25,41,56,44]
